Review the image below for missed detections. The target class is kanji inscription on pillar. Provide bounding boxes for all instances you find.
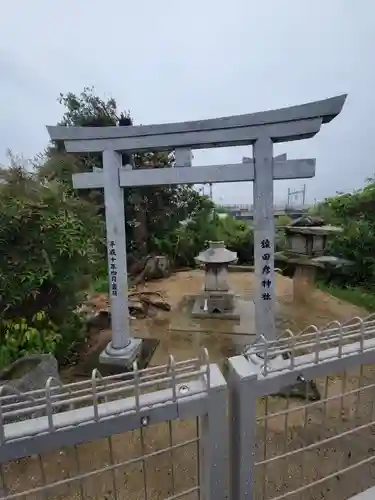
[260,239,272,301]
[109,240,118,296]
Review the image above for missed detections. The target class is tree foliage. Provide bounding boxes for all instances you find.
[38,87,256,266]
[0,87,257,368]
[0,163,103,320]
[313,177,375,289]
[38,87,220,261]
[0,311,61,368]
[0,158,100,367]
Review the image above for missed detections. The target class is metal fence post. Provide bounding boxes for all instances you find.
[199,363,228,500]
[228,355,258,500]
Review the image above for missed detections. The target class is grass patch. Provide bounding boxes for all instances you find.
[317,282,375,312]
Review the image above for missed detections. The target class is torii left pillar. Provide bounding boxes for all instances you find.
[79,151,141,369]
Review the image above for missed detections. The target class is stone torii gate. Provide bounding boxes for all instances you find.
[47,94,346,368]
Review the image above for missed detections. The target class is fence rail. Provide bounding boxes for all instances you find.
[0,352,210,440]
[0,352,228,500]
[245,313,375,376]
[1,315,375,499]
[231,314,375,500]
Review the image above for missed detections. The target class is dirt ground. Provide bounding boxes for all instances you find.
[67,270,370,372]
[3,271,375,500]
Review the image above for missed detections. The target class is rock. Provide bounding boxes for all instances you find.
[0,354,62,423]
[128,254,149,276]
[274,378,321,402]
[87,310,110,331]
[129,299,147,317]
[132,255,171,285]
[140,295,171,311]
[144,256,171,280]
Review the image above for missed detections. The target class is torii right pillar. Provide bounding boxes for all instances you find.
[250,96,347,344]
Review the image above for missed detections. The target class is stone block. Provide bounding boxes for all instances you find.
[0,354,61,423]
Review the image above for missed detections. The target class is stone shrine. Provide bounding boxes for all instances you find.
[192,241,240,319]
[47,93,346,368]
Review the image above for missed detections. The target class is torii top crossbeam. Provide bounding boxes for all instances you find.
[47,94,346,153]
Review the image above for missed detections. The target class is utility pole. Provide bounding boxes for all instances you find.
[287,184,307,207]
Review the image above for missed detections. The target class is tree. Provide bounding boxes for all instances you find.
[0,161,103,321]
[38,86,214,263]
[313,176,375,289]
[0,89,257,369]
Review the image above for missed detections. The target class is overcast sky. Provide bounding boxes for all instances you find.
[0,0,374,205]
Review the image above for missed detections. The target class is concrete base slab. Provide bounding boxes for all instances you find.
[191,297,241,320]
[75,337,159,378]
[99,338,142,369]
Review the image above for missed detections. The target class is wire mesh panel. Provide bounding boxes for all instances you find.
[0,352,227,500]
[0,418,201,500]
[229,314,375,500]
[255,364,375,500]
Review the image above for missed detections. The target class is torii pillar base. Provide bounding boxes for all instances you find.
[99,338,143,370]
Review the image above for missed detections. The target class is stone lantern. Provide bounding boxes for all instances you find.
[284,216,340,257]
[192,241,239,318]
[276,216,346,303]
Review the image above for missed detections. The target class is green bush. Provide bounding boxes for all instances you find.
[214,215,254,263]
[314,177,375,290]
[161,212,254,267]
[275,214,292,227]
[317,282,375,312]
[53,311,86,365]
[0,165,104,323]
[0,311,61,369]
[0,309,84,369]
[0,164,102,368]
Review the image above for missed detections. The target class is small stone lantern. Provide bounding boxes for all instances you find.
[192,241,239,318]
[276,216,344,303]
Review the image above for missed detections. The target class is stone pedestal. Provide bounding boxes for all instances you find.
[293,264,317,304]
[99,338,142,369]
[192,291,241,319]
[278,217,345,306]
